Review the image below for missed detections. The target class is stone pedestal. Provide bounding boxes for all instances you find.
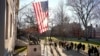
[27,45,41,56]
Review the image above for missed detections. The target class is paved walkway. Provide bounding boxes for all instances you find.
[41,40,88,56]
[57,47,66,56]
[41,41,53,56]
[62,49,88,56]
[16,40,88,56]
[51,45,58,56]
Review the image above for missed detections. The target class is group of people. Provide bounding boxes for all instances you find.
[88,45,99,56]
[58,41,85,51]
[47,38,100,56]
[49,40,100,56]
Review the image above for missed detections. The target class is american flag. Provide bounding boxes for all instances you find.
[33,1,48,33]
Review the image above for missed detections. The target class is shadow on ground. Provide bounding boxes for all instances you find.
[62,49,87,56]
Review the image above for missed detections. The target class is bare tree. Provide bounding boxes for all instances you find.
[55,1,69,25]
[94,5,100,23]
[17,11,25,29]
[54,1,70,37]
[23,8,36,26]
[17,7,36,29]
[67,0,100,40]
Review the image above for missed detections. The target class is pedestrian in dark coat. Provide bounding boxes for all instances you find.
[94,47,99,56]
[59,41,61,47]
[70,42,73,50]
[88,47,92,56]
[82,44,85,50]
[77,43,82,52]
[74,43,77,50]
[54,42,57,47]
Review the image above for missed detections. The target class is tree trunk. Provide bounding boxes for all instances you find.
[84,26,89,41]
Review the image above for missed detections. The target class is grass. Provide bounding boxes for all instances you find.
[65,38,100,45]
[44,37,100,45]
[56,37,100,45]
[14,46,27,55]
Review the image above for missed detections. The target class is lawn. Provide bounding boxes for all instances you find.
[54,37,100,45]
[14,46,27,55]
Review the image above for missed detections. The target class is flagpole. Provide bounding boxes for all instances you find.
[45,0,49,56]
[18,0,35,12]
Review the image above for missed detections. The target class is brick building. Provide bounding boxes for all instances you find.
[95,26,100,38]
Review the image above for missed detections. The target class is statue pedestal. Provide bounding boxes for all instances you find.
[27,45,41,56]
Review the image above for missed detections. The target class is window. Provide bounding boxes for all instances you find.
[10,14,12,37]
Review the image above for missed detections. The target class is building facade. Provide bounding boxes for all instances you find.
[0,0,19,56]
[95,26,100,38]
[86,24,100,39]
[87,24,95,38]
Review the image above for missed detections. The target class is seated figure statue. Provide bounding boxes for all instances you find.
[29,34,40,45]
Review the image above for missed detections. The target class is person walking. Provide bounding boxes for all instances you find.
[54,42,57,47]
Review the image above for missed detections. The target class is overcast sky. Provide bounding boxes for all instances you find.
[20,0,61,9]
[19,0,100,29]
[19,0,74,21]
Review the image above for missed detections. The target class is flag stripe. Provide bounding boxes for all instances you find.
[33,1,48,33]
[39,2,43,33]
[33,3,41,32]
[36,2,42,31]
